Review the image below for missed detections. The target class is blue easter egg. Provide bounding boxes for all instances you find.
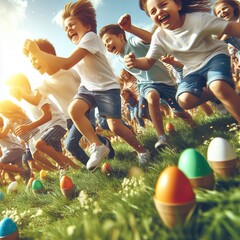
[0,218,18,237]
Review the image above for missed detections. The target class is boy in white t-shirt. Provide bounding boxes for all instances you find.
[23,0,150,170]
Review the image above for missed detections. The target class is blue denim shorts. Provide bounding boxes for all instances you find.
[74,86,122,118]
[176,54,234,99]
[139,83,183,113]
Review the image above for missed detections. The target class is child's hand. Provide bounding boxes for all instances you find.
[14,125,29,136]
[161,54,174,64]
[124,52,136,69]
[23,39,39,55]
[118,14,132,31]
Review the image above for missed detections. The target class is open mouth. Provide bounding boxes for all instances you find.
[159,15,169,24]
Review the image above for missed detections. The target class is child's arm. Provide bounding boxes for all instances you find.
[10,87,42,106]
[222,22,240,38]
[24,40,89,74]
[14,103,52,136]
[124,52,155,70]
[118,14,152,43]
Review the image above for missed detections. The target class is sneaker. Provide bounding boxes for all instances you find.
[23,169,32,184]
[103,137,115,159]
[211,101,228,115]
[155,135,168,150]
[86,143,110,172]
[138,150,151,166]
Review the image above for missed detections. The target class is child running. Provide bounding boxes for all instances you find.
[23,0,150,169]
[126,0,240,123]
[99,14,196,150]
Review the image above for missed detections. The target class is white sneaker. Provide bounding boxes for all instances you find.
[86,143,110,172]
[155,135,168,150]
[138,150,151,166]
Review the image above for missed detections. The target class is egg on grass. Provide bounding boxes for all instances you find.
[207,137,239,178]
[60,175,77,200]
[7,181,18,194]
[178,148,215,190]
[32,179,44,195]
[0,217,19,240]
[154,166,196,228]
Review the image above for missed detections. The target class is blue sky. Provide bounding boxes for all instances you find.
[0,0,154,91]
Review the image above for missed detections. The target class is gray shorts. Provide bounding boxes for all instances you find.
[74,86,122,118]
[0,148,24,167]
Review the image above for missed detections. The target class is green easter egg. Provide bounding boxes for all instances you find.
[32,179,44,191]
[178,148,212,178]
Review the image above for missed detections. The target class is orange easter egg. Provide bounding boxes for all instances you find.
[155,166,195,204]
[101,163,113,175]
[60,175,74,190]
[166,122,175,133]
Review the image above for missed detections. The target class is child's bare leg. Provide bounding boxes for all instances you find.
[28,160,42,172]
[33,150,58,170]
[146,91,165,137]
[69,99,102,146]
[174,110,196,127]
[107,118,146,154]
[210,81,240,123]
[200,102,214,116]
[35,140,68,168]
[56,151,80,169]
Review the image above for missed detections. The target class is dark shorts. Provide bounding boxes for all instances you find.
[73,86,122,118]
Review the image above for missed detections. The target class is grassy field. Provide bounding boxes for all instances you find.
[0,111,239,240]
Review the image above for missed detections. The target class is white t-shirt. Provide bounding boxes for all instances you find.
[147,12,229,76]
[20,96,67,132]
[74,31,120,91]
[0,133,23,152]
[38,69,80,119]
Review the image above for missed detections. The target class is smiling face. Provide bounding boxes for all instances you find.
[214,3,236,21]
[101,32,125,55]
[146,0,184,30]
[64,16,91,45]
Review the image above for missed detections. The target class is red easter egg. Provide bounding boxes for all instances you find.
[60,175,74,190]
[155,166,195,204]
[101,163,113,174]
[166,122,175,133]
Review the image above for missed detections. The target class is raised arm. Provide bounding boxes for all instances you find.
[24,39,89,74]
[118,14,152,43]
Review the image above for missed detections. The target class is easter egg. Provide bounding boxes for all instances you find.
[178,148,215,189]
[60,176,76,200]
[60,175,74,190]
[154,166,196,228]
[165,122,175,133]
[207,137,239,178]
[155,166,195,204]
[40,170,48,180]
[0,192,4,201]
[101,163,113,175]
[0,218,19,240]
[32,179,44,194]
[7,181,18,194]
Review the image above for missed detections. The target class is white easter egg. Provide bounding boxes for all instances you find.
[7,181,18,193]
[207,137,237,162]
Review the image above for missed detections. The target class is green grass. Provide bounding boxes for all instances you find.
[0,112,239,240]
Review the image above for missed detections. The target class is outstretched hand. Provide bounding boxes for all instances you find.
[124,52,136,69]
[118,14,132,31]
